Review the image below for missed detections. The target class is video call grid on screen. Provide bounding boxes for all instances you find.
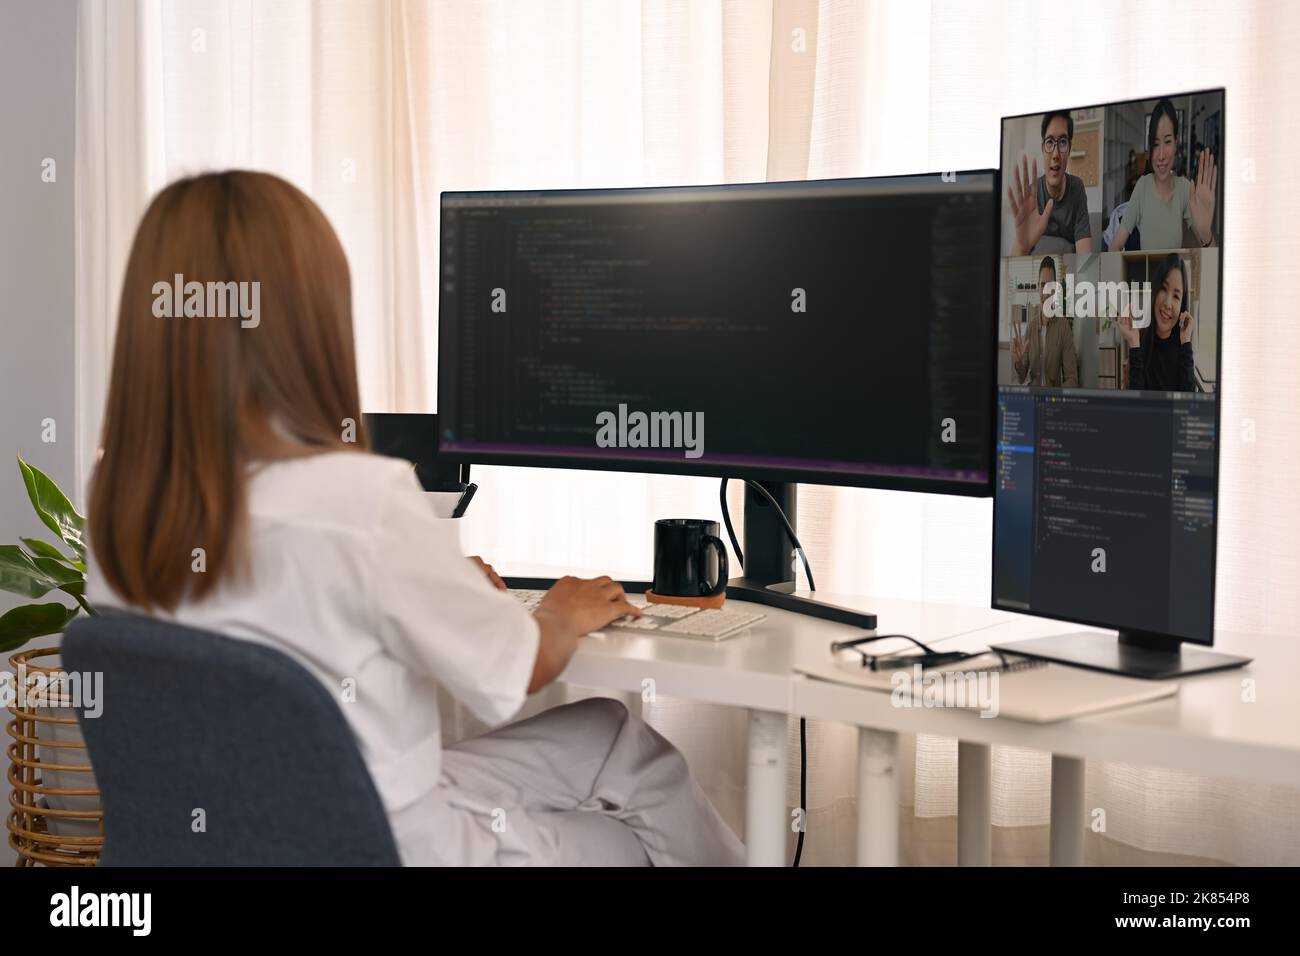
[993,89,1224,644]
[437,172,999,495]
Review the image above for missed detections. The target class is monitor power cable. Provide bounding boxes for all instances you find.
[719,477,812,867]
[718,478,816,591]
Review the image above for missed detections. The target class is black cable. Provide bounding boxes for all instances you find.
[743,479,816,591]
[718,478,816,591]
[793,717,807,867]
[719,476,814,867]
[719,478,744,568]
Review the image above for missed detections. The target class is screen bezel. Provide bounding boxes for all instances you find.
[990,88,1226,646]
[436,169,1002,498]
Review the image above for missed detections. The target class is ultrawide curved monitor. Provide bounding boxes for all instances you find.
[437,171,999,496]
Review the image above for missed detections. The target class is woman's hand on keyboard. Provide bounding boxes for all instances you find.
[537,576,641,636]
[528,577,640,692]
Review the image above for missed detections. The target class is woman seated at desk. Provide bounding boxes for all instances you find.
[85,170,744,867]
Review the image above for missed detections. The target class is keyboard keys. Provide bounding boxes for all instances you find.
[659,607,765,638]
[637,602,698,619]
[509,588,762,640]
[510,589,546,610]
[609,616,660,630]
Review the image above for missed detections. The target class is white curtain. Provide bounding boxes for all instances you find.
[76,0,1300,865]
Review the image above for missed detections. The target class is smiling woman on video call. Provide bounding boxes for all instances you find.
[85,170,744,867]
[1109,98,1217,252]
[1117,252,1197,392]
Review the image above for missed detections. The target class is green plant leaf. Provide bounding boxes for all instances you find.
[21,536,75,565]
[30,553,83,587]
[0,602,81,653]
[17,455,86,560]
[0,547,83,600]
[0,545,64,599]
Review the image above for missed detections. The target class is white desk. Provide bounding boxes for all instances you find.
[509,568,1300,866]
[786,592,1300,866]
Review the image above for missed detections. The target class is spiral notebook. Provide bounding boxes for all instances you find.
[797,651,1178,723]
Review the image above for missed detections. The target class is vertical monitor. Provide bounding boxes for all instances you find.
[993,89,1224,646]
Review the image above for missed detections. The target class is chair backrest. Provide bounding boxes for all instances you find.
[62,613,401,866]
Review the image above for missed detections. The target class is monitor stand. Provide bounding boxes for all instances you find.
[991,629,1252,680]
[724,480,878,631]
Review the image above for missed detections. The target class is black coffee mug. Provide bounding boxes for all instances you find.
[653,518,729,598]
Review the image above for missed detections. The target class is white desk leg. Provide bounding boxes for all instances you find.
[856,727,899,866]
[957,741,992,866]
[1050,754,1086,866]
[745,709,788,867]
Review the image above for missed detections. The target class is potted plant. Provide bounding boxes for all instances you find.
[1,456,92,644]
[2,455,100,864]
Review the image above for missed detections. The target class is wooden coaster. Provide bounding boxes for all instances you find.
[645,589,726,610]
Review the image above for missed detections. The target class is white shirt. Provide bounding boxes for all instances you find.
[86,451,540,823]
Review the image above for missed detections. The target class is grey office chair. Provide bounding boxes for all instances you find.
[62,614,401,866]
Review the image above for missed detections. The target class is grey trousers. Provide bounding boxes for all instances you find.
[397,697,746,866]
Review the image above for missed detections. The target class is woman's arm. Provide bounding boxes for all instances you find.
[529,609,581,693]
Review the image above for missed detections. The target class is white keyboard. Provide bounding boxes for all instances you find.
[512,589,547,611]
[508,589,763,641]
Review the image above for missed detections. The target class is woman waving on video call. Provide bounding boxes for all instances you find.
[1109,98,1217,251]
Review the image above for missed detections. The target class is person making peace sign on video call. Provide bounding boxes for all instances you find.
[1011,255,1080,388]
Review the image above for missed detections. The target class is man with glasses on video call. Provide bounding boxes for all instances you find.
[1006,111,1094,255]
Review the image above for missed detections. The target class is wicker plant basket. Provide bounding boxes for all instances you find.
[5,647,102,866]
